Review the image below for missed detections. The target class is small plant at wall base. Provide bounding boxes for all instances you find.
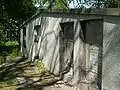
[37,60,47,75]
[103,89,107,90]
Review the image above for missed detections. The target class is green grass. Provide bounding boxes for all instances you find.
[0,78,18,90]
[3,41,19,46]
[9,48,22,58]
[0,41,22,64]
[0,41,21,90]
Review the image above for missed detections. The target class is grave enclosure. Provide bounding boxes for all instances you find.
[20,9,120,90]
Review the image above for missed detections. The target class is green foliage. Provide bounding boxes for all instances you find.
[4,41,19,46]
[33,0,68,9]
[0,56,5,64]
[56,0,120,8]
[0,41,22,64]
[0,23,5,43]
[104,0,120,8]
[1,0,36,22]
[37,60,47,74]
[9,48,22,58]
[55,0,68,9]
[0,0,36,43]
[0,78,18,90]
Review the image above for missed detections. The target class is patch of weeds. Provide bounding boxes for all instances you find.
[103,89,107,90]
[0,41,22,61]
[4,41,19,46]
[9,48,22,58]
[37,60,47,75]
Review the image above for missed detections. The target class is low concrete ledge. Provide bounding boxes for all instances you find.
[20,8,120,28]
[37,8,120,16]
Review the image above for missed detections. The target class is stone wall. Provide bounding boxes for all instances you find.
[20,13,120,90]
[102,16,120,90]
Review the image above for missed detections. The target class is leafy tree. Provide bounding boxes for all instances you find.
[0,0,69,44]
[55,0,68,9]
[67,0,120,8]
[0,0,36,44]
[33,0,56,9]
[0,0,120,45]
[1,0,36,24]
[104,0,120,8]
[33,0,68,9]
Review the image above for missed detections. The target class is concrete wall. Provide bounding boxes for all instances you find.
[21,14,108,90]
[24,17,77,75]
[102,16,120,90]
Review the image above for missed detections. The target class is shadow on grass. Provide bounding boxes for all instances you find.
[0,45,19,56]
[0,57,44,90]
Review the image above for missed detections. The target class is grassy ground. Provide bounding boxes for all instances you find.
[0,79,18,90]
[0,41,21,90]
[0,41,81,90]
[0,41,50,90]
[0,41,21,59]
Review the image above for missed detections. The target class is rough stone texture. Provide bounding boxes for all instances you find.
[20,14,103,89]
[15,59,81,90]
[21,17,77,75]
[20,11,120,90]
[102,17,120,90]
[43,84,81,90]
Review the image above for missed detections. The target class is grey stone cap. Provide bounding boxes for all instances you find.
[20,8,120,28]
[38,8,120,16]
